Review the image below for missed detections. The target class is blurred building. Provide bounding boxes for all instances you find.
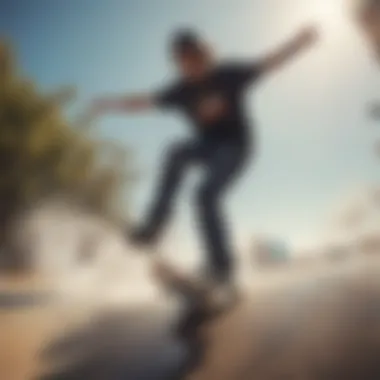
[356,231,380,255]
[323,243,352,263]
[252,236,290,269]
[326,186,380,256]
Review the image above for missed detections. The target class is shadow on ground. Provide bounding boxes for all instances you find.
[4,258,380,380]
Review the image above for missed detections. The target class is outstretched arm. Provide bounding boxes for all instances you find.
[259,26,318,74]
[90,93,155,115]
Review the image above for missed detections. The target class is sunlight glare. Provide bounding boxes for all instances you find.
[311,0,347,32]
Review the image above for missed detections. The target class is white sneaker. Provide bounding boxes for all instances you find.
[194,266,240,309]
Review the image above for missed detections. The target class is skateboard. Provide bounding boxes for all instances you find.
[151,257,239,318]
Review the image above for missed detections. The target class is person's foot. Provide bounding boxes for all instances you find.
[197,267,240,311]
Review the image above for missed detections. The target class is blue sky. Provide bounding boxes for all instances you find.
[1,0,380,262]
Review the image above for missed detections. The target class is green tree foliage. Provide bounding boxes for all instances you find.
[0,41,133,253]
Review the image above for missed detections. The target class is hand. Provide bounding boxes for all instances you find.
[296,26,319,48]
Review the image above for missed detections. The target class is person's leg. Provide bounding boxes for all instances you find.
[129,140,201,246]
[195,143,248,284]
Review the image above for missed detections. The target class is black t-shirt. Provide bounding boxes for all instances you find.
[154,62,262,144]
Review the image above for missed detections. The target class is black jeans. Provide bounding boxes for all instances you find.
[139,138,249,282]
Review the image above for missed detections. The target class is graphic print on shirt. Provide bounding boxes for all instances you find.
[195,91,229,126]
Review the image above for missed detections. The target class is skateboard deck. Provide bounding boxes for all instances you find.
[125,228,239,315]
[152,259,210,304]
[151,258,240,319]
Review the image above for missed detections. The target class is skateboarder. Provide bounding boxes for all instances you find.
[90,25,318,300]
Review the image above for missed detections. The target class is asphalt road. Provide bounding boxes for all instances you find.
[3,256,380,380]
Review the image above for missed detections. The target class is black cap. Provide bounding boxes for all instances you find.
[171,29,203,54]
